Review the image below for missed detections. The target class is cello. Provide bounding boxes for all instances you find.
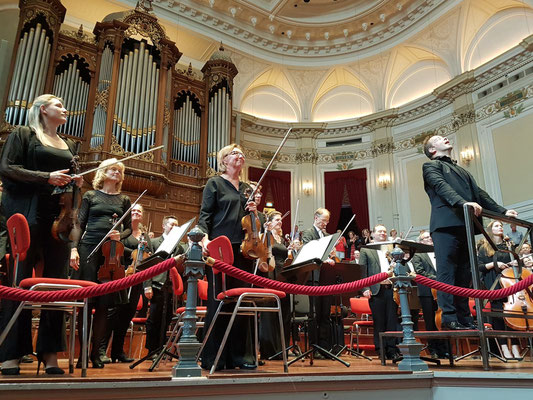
[499,237,533,331]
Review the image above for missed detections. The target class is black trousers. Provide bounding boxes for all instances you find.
[145,288,173,353]
[308,294,333,350]
[431,228,473,325]
[368,286,399,356]
[105,283,143,357]
[0,220,69,361]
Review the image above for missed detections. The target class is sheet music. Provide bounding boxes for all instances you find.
[156,217,195,254]
[293,235,335,265]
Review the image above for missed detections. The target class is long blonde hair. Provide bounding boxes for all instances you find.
[92,158,125,192]
[27,94,64,142]
[477,220,503,258]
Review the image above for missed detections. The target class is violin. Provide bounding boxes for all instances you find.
[98,213,126,282]
[126,232,149,277]
[499,237,533,331]
[52,142,82,242]
[241,188,268,262]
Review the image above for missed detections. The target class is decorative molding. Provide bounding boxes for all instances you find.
[59,25,96,45]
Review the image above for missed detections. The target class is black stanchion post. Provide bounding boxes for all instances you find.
[390,247,429,372]
[172,228,205,378]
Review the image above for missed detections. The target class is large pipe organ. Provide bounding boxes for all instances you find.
[0,0,238,234]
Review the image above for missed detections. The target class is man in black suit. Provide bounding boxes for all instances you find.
[144,215,181,354]
[360,224,400,360]
[301,208,335,353]
[411,231,448,358]
[422,135,517,330]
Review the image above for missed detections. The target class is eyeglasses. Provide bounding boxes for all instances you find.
[229,150,245,159]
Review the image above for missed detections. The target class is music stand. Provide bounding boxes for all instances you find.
[129,218,195,371]
[321,262,371,360]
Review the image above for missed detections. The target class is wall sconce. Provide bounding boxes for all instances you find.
[460,147,474,166]
[377,173,391,189]
[302,181,313,196]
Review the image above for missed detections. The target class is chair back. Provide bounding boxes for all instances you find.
[292,294,310,316]
[169,267,184,296]
[350,297,372,315]
[469,298,491,317]
[197,278,208,301]
[207,236,234,274]
[6,213,31,287]
[7,213,30,262]
[136,295,143,311]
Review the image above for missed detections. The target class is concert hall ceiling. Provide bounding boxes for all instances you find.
[10,0,533,122]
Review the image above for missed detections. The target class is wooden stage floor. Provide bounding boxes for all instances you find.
[2,353,533,399]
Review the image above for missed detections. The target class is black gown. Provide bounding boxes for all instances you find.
[0,127,76,361]
[478,242,519,345]
[197,175,255,370]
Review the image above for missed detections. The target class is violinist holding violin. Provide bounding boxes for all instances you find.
[99,203,153,363]
[197,144,257,371]
[259,211,300,360]
[70,158,132,368]
[477,220,522,360]
[0,94,82,375]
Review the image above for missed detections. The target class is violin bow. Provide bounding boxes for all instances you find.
[291,199,300,242]
[87,189,148,260]
[332,214,356,248]
[78,145,164,177]
[246,127,292,202]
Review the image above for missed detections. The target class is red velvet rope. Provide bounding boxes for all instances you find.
[415,273,533,300]
[210,259,389,295]
[0,258,177,302]
[210,259,533,299]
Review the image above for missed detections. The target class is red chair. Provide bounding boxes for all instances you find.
[349,297,375,355]
[128,295,148,359]
[198,236,289,374]
[158,276,209,369]
[0,213,96,376]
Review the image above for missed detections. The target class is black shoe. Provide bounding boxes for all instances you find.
[90,355,105,369]
[112,353,134,363]
[461,322,477,330]
[437,352,451,359]
[0,366,20,375]
[313,352,326,360]
[441,321,469,330]
[20,355,34,364]
[429,351,439,359]
[239,363,257,370]
[258,360,266,366]
[37,355,65,375]
[100,355,112,364]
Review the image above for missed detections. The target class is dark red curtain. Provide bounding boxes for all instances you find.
[248,167,291,234]
[324,169,370,234]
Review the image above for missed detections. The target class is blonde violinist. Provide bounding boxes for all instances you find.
[477,220,521,360]
[197,144,257,371]
[0,94,82,375]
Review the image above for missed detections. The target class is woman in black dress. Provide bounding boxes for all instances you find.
[100,203,152,363]
[70,158,131,368]
[0,94,81,375]
[259,211,301,359]
[198,144,257,371]
[477,220,521,360]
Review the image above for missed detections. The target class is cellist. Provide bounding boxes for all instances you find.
[477,220,522,360]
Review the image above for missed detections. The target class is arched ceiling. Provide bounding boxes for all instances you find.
[54,0,533,122]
